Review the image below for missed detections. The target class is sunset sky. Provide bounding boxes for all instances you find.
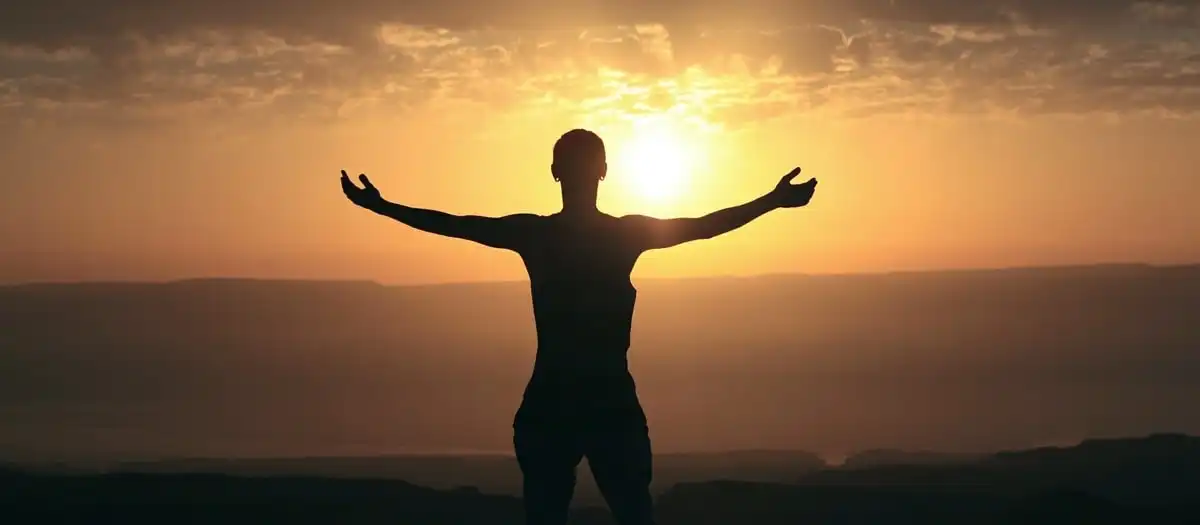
[2,0,1198,285]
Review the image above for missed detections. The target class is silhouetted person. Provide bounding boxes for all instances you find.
[340,129,817,525]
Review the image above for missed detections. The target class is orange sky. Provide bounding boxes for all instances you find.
[2,2,1199,284]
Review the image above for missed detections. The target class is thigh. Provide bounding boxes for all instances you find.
[514,426,584,525]
[583,425,655,525]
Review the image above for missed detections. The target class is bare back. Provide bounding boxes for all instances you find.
[511,212,650,428]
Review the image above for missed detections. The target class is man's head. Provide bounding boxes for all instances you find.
[551,129,607,185]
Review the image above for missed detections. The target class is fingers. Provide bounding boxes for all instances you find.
[358,174,376,190]
[780,167,802,185]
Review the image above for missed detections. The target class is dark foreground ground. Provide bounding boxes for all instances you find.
[3,434,1200,524]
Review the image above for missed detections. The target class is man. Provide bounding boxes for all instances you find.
[340,129,818,525]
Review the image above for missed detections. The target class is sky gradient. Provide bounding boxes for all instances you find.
[2,0,1199,284]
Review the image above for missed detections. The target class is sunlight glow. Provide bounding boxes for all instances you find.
[613,118,699,202]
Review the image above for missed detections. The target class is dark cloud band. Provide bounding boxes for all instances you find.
[1,0,1198,123]
[4,1,1197,50]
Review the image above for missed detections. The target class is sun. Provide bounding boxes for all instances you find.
[613,121,696,202]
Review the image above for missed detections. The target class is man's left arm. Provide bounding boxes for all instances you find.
[625,168,818,251]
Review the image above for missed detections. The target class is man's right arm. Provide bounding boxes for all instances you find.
[341,171,536,251]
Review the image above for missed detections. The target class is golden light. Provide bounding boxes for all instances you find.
[613,119,698,203]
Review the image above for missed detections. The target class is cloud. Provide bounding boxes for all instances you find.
[1,0,1199,125]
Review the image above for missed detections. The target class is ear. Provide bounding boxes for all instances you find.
[551,163,560,182]
[600,161,608,181]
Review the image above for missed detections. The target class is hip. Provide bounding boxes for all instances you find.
[513,392,647,430]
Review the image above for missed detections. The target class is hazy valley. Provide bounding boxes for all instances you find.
[2,263,1198,465]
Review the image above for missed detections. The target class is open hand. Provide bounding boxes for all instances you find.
[771,168,818,208]
[341,170,383,210]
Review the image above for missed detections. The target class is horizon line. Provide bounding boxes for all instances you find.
[2,260,1197,288]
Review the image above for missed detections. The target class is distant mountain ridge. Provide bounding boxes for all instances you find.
[840,449,981,469]
[665,433,1200,524]
[94,449,825,507]
[798,434,1200,506]
[3,434,1199,524]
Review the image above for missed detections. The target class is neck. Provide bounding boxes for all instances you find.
[560,186,600,216]
[560,200,599,216]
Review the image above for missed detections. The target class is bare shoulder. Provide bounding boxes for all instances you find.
[500,213,545,226]
[502,212,544,219]
[618,213,666,230]
[618,213,661,224]
[618,214,671,243]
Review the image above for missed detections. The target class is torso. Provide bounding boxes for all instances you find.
[513,212,648,428]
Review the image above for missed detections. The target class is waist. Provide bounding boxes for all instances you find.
[520,371,640,409]
[530,358,631,380]
[517,366,644,427]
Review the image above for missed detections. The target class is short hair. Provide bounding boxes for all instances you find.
[553,129,605,166]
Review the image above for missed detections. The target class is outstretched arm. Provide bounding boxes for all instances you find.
[626,168,818,251]
[341,171,533,251]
